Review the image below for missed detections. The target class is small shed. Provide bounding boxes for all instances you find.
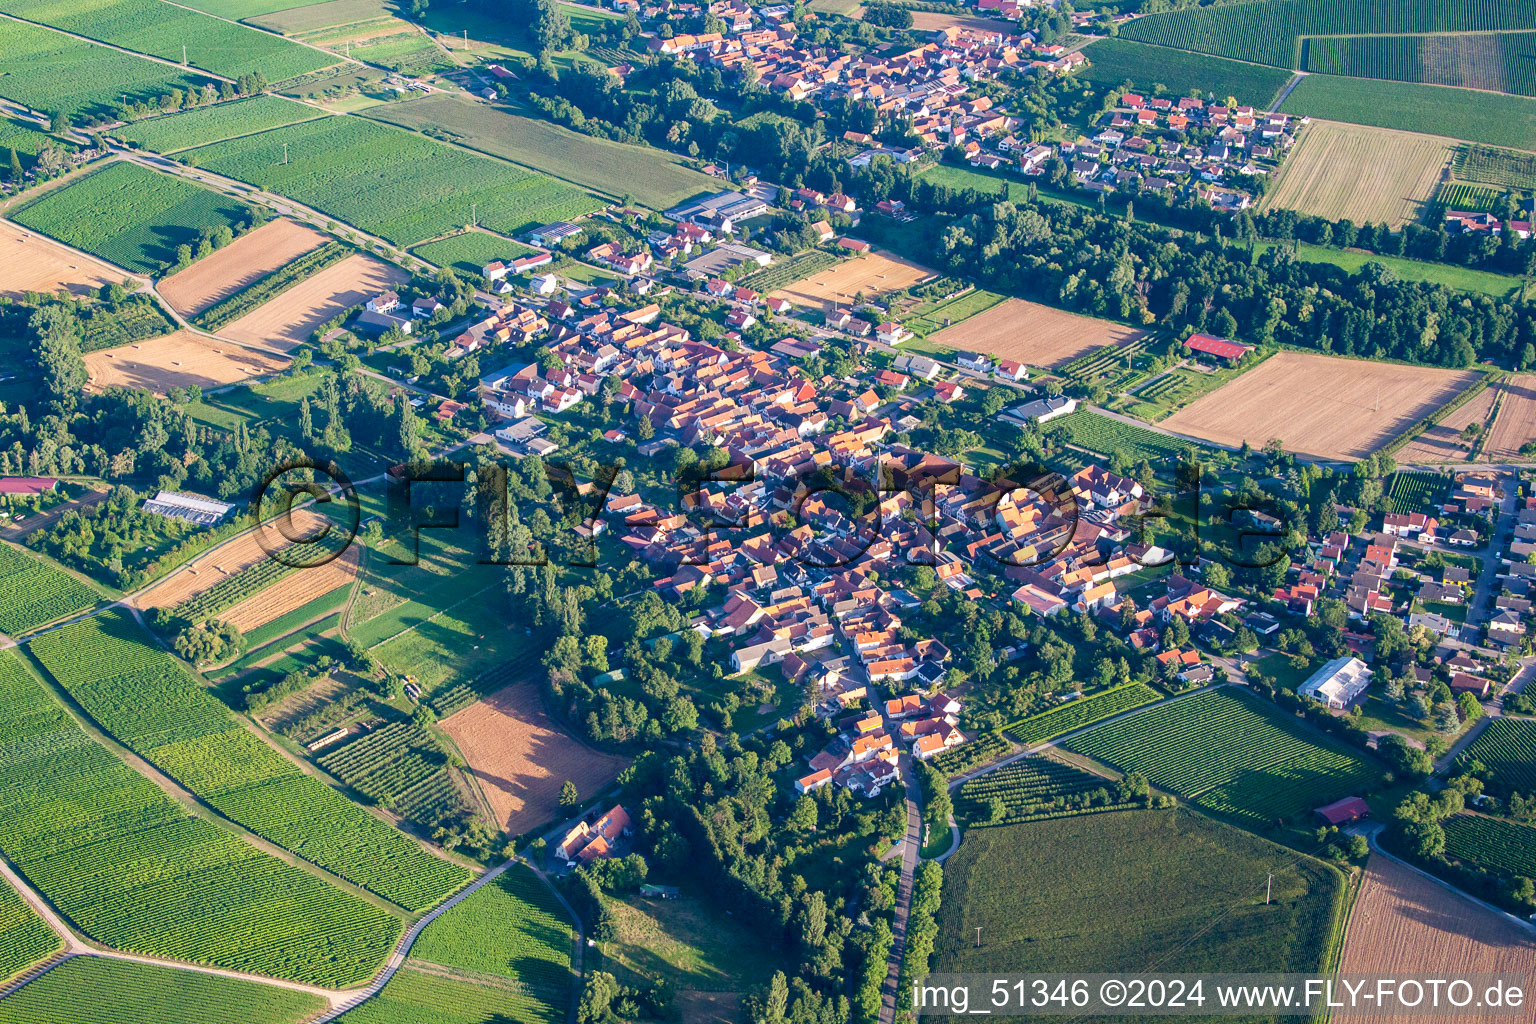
[1314,796,1370,827]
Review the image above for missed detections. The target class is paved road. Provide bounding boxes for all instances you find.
[1465,470,1517,629]
[877,745,921,1024]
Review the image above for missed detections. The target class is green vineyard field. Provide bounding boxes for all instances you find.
[1006,682,1163,746]
[0,544,96,635]
[0,18,212,120]
[957,755,1135,825]
[1304,31,1536,97]
[0,874,60,985]
[1443,813,1536,877]
[1079,38,1293,106]
[1460,717,1536,793]
[1382,471,1450,515]
[111,95,325,154]
[1454,143,1536,190]
[1051,411,1205,462]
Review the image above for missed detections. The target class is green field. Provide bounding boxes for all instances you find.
[0,651,399,985]
[29,610,472,912]
[0,18,211,121]
[1065,687,1380,826]
[335,966,564,1024]
[111,96,326,153]
[0,876,60,985]
[1049,410,1210,462]
[174,0,330,18]
[1443,813,1536,877]
[1454,143,1536,190]
[1278,73,1536,150]
[1460,717,1536,793]
[408,865,574,1008]
[411,229,533,276]
[317,720,472,828]
[1119,0,1536,70]
[178,115,603,246]
[0,543,97,635]
[1382,470,1451,515]
[12,162,254,274]
[1006,682,1163,745]
[0,116,62,172]
[918,161,1027,203]
[363,94,718,209]
[1436,181,1511,214]
[0,956,326,1024]
[0,0,339,81]
[1304,30,1536,97]
[1079,37,1294,106]
[956,755,1136,825]
[1251,240,1523,299]
[248,0,397,33]
[935,809,1347,976]
[900,288,1005,339]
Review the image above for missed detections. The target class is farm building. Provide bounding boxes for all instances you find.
[1005,396,1077,424]
[555,804,632,863]
[1299,656,1372,710]
[1314,796,1370,827]
[142,490,236,526]
[1184,333,1251,363]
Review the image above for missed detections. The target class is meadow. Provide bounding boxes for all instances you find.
[1065,687,1380,826]
[111,95,326,153]
[1049,410,1208,462]
[0,956,327,1023]
[0,18,211,123]
[179,115,603,246]
[1459,717,1536,793]
[1304,30,1536,97]
[365,94,719,209]
[0,651,400,985]
[30,610,472,912]
[0,0,339,81]
[12,162,255,275]
[1005,682,1163,745]
[935,809,1347,975]
[0,543,97,635]
[1278,74,1536,150]
[1079,38,1294,107]
[411,229,533,277]
[1443,813,1536,878]
[1118,0,1536,69]
[1250,240,1522,299]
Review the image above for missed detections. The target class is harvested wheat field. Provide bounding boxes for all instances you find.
[1336,853,1536,1024]
[929,297,1144,368]
[1397,383,1498,464]
[220,253,406,352]
[1161,351,1478,461]
[157,219,328,317]
[769,251,936,312]
[906,10,1015,33]
[222,543,359,631]
[137,508,330,611]
[443,680,628,834]
[1482,374,1536,462]
[0,218,124,299]
[85,330,289,394]
[1259,120,1452,231]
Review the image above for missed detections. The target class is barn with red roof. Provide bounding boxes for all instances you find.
[1184,333,1252,364]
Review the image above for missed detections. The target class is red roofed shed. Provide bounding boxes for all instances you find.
[1184,333,1252,363]
[0,477,58,496]
[1314,796,1370,827]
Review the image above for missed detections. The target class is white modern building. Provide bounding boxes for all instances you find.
[1299,656,1372,709]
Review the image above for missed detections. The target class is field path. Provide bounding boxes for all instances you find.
[1271,70,1307,110]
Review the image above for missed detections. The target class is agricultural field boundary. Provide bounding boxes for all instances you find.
[1380,372,1495,459]
[0,10,236,84]
[115,0,355,83]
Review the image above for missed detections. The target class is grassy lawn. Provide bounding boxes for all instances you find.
[1252,240,1522,299]
[1251,652,1316,692]
[597,889,789,996]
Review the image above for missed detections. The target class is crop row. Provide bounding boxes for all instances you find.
[179,115,603,246]
[195,240,350,331]
[111,95,325,154]
[1065,688,1378,824]
[428,683,480,718]
[31,611,471,911]
[957,756,1132,825]
[337,967,565,1024]
[1051,411,1200,463]
[1443,813,1536,877]
[172,557,295,621]
[1455,143,1536,190]
[1382,470,1449,516]
[1304,30,1536,97]
[1461,717,1536,793]
[0,543,97,635]
[1436,182,1510,215]
[0,872,61,983]
[319,721,471,827]
[1006,682,1163,745]
[742,249,839,294]
[0,652,399,985]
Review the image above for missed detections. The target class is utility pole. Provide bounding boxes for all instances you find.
[974,927,983,947]
[471,202,477,228]
[1265,872,1272,905]
[464,28,468,50]
[182,44,187,65]
[282,142,288,165]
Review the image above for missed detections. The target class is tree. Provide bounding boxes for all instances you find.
[559,779,580,813]
[576,972,620,1024]
[6,147,20,185]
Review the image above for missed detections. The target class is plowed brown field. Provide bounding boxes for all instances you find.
[768,252,935,312]
[85,330,289,395]
[1161,351,1478,461]
[1397,383,1497,464]
[137,508,329,611]
[157,220,328,316]
[1483,374,1536,462]
[0,218,124,299]
[219,254,406,352]
[1335,853,1536,1024]
[221,543,359,631]
[928,298,1145,368]
[443,680,628,834]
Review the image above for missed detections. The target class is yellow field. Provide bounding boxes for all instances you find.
[1259,120,1452,230]
[0,218,124,299]
[157,219,328,317]
[929,298,1144,368]
[85,330,289,395]
[768,252,936,312]
[1161,351,1478,461]
[220,253,406,353]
